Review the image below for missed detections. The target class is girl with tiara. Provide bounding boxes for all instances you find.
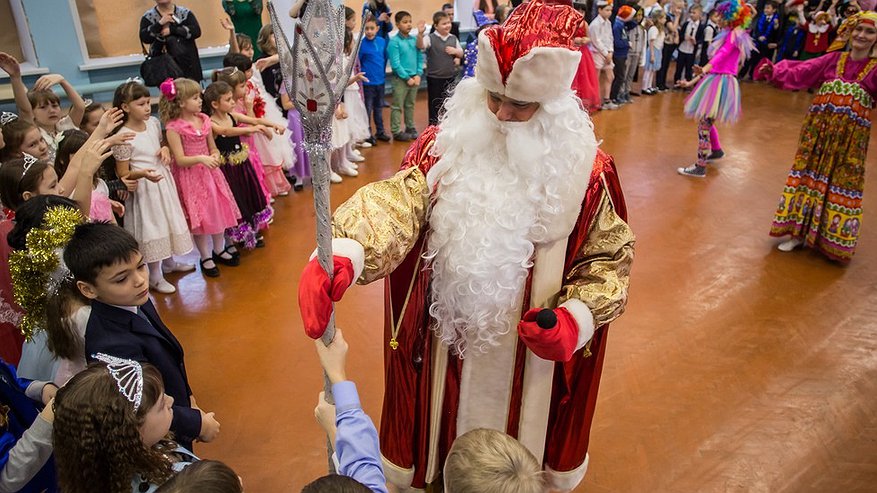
[676,0,754,178]
[759,11,877,263]
[53,356,198,493]
[160,78,242,278]
[203,80,278,250]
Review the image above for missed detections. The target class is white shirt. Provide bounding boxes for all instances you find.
[588,16,614,58]
[679,19,699,54]
[648,25,666,52]
[420,31,462,50]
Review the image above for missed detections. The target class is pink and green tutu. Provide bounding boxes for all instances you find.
[683,73,742,123]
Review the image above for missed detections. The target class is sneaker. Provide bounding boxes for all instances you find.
[603,101,619,110]
[330,171,343,183]
[777,238,804,252]
[404,128,418,138]
[393,133,412,142]
[707,149,725,161]
[677,164,707,178]
[150,279,176,294]
[375,133,391,142]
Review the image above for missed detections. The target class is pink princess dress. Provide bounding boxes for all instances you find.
[166,114,241,235]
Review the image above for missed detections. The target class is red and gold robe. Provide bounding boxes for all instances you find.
[332,126,635,491]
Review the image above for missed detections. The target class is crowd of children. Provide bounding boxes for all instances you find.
[1,0,872,491]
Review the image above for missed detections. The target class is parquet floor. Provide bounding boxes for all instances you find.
[157,82,877,492]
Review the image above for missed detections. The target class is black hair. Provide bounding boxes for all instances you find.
[202,81,234,116]
[395,11,411,24]
[0,157,53,211]
[345,6,355,20]
[113,81,152,125]
[63,222,141,285]
[7,195,79,250]
[301,475,371,493]
[223,53,254,72]
[442,3,453,10]
[54,129,91,182]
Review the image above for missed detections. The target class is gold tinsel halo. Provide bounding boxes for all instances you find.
[8,206,84,341]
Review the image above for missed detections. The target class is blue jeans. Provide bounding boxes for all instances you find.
[362,84,386,137]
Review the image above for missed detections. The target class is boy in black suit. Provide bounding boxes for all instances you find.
[63,223,220,449]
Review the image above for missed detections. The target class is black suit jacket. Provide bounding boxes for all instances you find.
[84,299,201,447]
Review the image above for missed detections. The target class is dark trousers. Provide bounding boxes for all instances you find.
[674,51,695,83]
[609,55,628,101]
[657,43,678,89]
[362,84,387,137]
[739,47,774,79]
[426,76,456,126]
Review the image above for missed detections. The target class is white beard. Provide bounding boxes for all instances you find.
[424,78,598,357]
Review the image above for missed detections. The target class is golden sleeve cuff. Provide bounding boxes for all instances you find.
[332,167,430,283]
[559,185,635,327]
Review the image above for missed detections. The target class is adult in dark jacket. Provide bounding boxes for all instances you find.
[363,0,393,39]
[140,1,203,83]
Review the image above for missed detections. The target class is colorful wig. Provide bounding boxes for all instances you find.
[716,0,754,29]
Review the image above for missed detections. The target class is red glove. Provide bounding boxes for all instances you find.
[517,307,580,362]
[298,256,355,339]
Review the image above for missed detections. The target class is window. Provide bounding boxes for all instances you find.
[72,0,235,59]
[0,0,43,76]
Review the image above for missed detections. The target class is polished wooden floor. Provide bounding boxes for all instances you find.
[157,83,877,492]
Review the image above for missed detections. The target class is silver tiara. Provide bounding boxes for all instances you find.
[126,76,144,84]
[22,153,38,177]
[93,353,144,411]
[0,112,18,126]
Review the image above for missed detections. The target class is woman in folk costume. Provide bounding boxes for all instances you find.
[297,0,635,491]
[676,0,754,178]
[757,11,877,263]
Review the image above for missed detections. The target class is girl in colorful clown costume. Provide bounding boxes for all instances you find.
[758,12,877,263]
[676,0,754,178]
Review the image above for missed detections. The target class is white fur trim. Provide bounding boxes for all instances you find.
[425,339,450,483]
[456,312,521,436]
[505,47,581,103]
[381,455,418,490]
[546,453,589,492]
[560,298,595,352]
[309,238,365,283]
[475,32,582,103]
[517,239,568,461]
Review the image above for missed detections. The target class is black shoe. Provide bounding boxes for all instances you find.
[707,150,725,161]
[213,246,240,266]
[393,133,412,142]
[630,91,642,97]
[293,182,304,191]
[256,235,266,248]
[285,174,296,185]
[375,133,391,142]
[200,258,220,277]
[365,136,376,145]
[404,127,418,137]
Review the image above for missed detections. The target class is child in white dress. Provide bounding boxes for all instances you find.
[111,81,194,294]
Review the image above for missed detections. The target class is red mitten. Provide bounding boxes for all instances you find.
[517,307,580,362]
[298,256,355,339]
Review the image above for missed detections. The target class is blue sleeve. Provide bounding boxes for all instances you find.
[387,37,407,78]
[333,381,388,493]
[416,43,424,77]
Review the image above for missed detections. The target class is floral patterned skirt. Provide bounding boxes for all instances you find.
[769,79,871,263]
